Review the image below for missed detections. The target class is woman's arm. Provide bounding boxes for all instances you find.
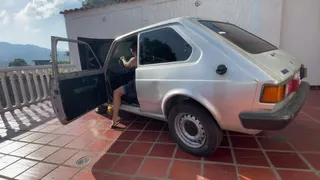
[120,56,137,68]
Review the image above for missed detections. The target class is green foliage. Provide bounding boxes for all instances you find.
[8,58,28,67]
[58,60,70,64]
[64,51,70,57]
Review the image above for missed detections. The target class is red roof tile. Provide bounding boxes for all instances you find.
[60,0,136,15]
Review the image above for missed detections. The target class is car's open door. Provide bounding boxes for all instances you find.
[50,36,111,124]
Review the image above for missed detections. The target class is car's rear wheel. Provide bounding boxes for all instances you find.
[168,102,222,157]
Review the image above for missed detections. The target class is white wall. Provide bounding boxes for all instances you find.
[280,0,320,85]
[64,0,283,72]
[64,0,320,85]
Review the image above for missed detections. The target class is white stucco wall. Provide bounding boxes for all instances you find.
[280,0,320,86]
[63,0,320,85]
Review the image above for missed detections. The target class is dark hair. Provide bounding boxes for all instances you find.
[130,41,137,51]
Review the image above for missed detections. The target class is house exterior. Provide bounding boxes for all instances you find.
[60,0,320,86]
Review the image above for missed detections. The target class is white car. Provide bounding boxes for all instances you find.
[50,17,309,156]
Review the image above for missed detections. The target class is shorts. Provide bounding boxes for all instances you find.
[123,79,137,97]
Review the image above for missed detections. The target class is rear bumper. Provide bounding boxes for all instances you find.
[239,81,310,130]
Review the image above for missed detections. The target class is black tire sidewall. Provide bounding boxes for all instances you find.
[168,102,222,156]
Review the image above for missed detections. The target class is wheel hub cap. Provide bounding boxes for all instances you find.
[175,113,207,148]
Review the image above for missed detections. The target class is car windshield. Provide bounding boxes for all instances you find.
[198,20,278,54]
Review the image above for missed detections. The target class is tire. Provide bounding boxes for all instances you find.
[168,102,223,157]
[95,105,107,115]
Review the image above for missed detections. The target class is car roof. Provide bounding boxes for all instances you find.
[115,16,227,41]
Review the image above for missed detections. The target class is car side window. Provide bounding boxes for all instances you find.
[139,27,192,65]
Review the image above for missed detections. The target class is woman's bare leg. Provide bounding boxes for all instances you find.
[112,86,125,125]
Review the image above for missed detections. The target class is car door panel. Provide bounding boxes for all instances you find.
[50,36,110,124]
[58,70,107,121]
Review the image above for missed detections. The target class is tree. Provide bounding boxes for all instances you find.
[81,0,115,7]
[64,51,70,57]
[8,58,28,67]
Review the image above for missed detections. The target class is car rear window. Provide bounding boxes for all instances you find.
[198,20,278,54]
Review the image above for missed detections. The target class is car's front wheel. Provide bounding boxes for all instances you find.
[168,102,222,157]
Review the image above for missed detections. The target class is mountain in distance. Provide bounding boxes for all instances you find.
[0,42,69,67]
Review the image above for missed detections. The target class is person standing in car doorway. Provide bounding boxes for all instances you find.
[110,41,138,128]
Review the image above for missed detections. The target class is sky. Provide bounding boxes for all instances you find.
[0,0,82,50]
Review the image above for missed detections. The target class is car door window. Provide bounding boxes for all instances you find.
[139,27,192,65]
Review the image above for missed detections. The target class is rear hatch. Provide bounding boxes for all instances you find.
[249,49,301,81]
[197,20,302,82]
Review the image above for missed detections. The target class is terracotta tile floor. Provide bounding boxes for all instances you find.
[0,91,320,180]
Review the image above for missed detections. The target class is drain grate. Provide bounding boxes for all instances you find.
[76,156,92,167]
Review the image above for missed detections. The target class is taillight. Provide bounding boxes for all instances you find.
[261,74,301,104]
[260,85,285,103]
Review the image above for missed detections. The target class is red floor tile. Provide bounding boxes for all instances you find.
[0,159,37,178]
[107,141,131,154]
[238,167,277,180]
[128,122,147,130]
[137,131,160,142]
[175,147,202,161]
[125,142,153,156]
[110,155,144,175]
[220,136,230,147]
[80,120,99,128]
[104,173,131,180]
[86,127,106,138]
[64,151,98,168]
[0,155,20,170]
[26,145,60,161]
[234,149,269,167]
[137,157,170,178]
[71,169,106,180]
[257,137,293,151]
[65,133,95,149]
[302,153,320,170]
[204,148,233,163]
[132,177,155,180]
[49,135,77,147]
[169,160,201,180]
[92,153,120,171]
[99,129,122,140]
[44,148,78,164]
[15,162,57,180]
[0,141,27,154]
[118,131,140,141]
[10,144,43,157]
[290,138,320,152]
[144,122,165,131]
[203,163,237,180]
[277,170,320,180]
[230,136,260,149]
[33,134,60,144]
[85,139,112,152]
[149,144,176,158]
[95,120,112,129]
[66,126,88,136]
[266,151,309,169]
[156,132,175,144]
[42,166,80,180]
